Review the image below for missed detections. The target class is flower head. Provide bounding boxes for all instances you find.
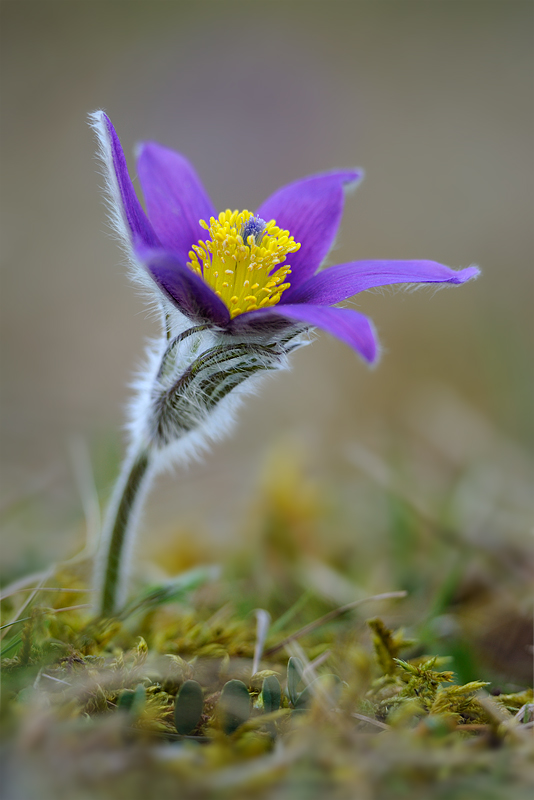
[90,111,479,365]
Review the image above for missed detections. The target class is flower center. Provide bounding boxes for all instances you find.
[187,210,300,319]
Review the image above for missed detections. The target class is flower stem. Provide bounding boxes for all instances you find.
[96,447,151,617]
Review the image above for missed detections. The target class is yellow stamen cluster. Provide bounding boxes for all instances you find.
[187,209,300,318]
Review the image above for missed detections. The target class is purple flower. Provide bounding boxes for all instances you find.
[91,111,479,365]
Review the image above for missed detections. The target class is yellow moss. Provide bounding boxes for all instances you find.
[368,618,415,676]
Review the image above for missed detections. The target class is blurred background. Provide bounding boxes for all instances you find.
[1,1,532,679]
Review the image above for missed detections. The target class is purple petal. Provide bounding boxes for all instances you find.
[256,169,363,288]
[90,111,160,249]
[232,304,378,363]
[136,143,217,265]
[284,261,481,305]
[135,246,230,326]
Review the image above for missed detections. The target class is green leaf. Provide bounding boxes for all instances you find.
[219,679,251,734]
[262,675,282,713]
[173,679,204,735]
[117,683,146,715]
[117,566,220,619]
[0,636,22,657]
[287,657,303,706]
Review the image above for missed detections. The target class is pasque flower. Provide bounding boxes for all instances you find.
[91,111,478,365]
[90,111,479,616]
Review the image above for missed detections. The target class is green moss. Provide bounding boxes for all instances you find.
[1,451,532,799]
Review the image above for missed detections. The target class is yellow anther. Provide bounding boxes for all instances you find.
[187,209,300,318]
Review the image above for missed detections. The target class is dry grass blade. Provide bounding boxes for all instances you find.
[50,604,91,613]
[0,587,94,601]
[264,591,407,657]
[351,712,390,730]
[303,649,331,678]
[251,609,271,676]
[69,435,101,560]
[0,570,53,641]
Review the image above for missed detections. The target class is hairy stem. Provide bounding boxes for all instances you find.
[93,325,303,616]
[95,448,152,617]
